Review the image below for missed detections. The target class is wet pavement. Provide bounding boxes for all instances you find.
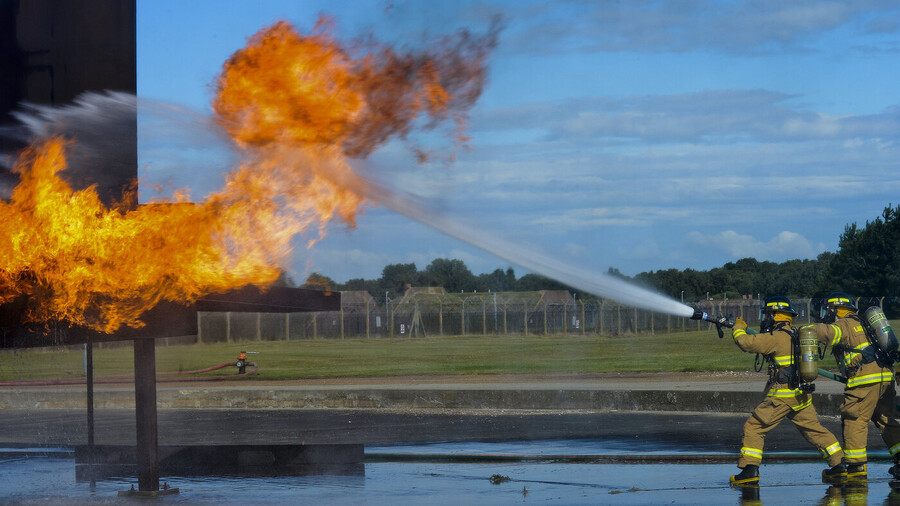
[1,372,895,503]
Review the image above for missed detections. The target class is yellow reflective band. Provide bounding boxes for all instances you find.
[844,448,867,459]
[847,371,894,388]
[767,301,790,308]
[842,353,858,367]
[773,355,793,366]
[825,442,842,456]
[791,398,812,411]
[891,442,900,456]
[768,387,801,397]
[733,329,746,339]
[830,325,842,347]
[741,447,763,458]
[828,297,851,305]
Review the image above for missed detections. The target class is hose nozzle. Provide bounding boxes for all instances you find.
[689,307,734,338]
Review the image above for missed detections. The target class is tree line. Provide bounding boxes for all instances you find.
[298,204,900,310]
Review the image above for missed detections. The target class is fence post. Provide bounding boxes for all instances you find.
[580,300,585,336]
[650,311,654,336]
[482,299,487,336]
[340,306,344,339]
[284,313,290,341]
[366,300,371,339]
[504,305,508,334]
[439,299,444,336]
[598,300,603,335]
[543,302,548,336]
[312,313,317,340]
[226,312,232,344]
[564,302,568,336]
[524,301,528,336]
[617,303,621,336]
[462,299,466,336]
[256,312,261,341]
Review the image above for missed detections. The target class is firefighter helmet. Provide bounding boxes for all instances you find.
[825,292,857,312]
[763,295,798,316]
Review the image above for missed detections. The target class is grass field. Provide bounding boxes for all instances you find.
[0,326,857,382]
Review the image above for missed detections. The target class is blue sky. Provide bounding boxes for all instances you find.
[137,0,900,285]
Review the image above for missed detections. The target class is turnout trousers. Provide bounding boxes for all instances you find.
[841,381,900,464]
[739,395,844,468]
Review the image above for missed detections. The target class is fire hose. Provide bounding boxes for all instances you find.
[0,361,257,387]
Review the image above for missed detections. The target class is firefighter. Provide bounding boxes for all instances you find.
[729,295,845,485]
[804,292,900,481]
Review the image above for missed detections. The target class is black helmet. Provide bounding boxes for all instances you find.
[763,295,798,316]
[820,291,857,323]
[825,292,857,312]
[759,295,797,333]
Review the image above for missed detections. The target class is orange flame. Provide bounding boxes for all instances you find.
[1,16,495,333]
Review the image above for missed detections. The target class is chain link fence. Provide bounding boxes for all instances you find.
[195,292,896,343]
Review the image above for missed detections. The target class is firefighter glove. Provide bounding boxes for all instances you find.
[734,317,748,331]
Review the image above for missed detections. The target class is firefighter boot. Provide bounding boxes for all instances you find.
[890,461,900,479]
[730,465,759,485]
[822,463,847,484]
[846,463,867,480]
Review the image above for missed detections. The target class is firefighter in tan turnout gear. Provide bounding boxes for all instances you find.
[804,292,900,481]
[729,296,846,485]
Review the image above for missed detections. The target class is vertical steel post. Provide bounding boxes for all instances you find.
[133,338,159,492]
[85,340,94,458]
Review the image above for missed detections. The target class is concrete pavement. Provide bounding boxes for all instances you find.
[1,371,889,454]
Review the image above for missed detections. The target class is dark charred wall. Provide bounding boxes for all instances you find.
[0,0,136,206]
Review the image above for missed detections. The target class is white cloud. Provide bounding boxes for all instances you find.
[686,230,817,262]
[504,1,899,55]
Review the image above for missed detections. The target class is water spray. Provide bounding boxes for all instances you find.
[349,173,697,318]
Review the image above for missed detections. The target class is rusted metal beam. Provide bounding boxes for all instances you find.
[133,338,159,492]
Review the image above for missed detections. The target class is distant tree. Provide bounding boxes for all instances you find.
[475,267,517,292]
[302,272,336,291]
[825,204,900,298]
[515,273,570,292]
[379,263,420,297]
[425,258,475,293]
[339,278,379,293]
[271,270,297,287]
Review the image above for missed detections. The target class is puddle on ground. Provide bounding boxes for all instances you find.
[2,440,899,505]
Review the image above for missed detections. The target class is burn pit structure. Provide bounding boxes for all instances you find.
[0,0,341,494]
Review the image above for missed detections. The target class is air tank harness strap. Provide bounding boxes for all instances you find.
[832,342,877,377]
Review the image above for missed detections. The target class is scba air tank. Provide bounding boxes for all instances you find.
[864,306,898,356]
[798,327,819,383]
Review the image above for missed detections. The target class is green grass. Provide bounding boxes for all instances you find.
[0,329,787,381]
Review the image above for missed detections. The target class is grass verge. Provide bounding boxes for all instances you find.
[0,327,843,382]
